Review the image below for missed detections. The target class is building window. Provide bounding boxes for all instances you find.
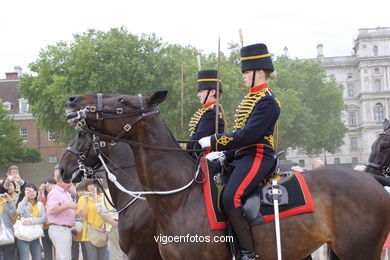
[375,79,381,92]
[347,83,354,97]
[299,160,305,167]
[3,102,11,111]
[350,137,358,150]
[49,155,58,163]
[352,157,358,165]
[375,68,380,74]
[334,158,340,164]
[373,45,378,56]
[298,146,305,152]
[48,131,56,141]
[362,44,367,48]
[374,103,383,122]
[348,112,356,126]
[18,98,29,113]
[347,73,352,79]
[20,128,27,142]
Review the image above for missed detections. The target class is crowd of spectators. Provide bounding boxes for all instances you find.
[0,165,126,260]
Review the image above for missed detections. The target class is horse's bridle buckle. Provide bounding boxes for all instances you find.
[75,119,86,130]
[124,124,132,132]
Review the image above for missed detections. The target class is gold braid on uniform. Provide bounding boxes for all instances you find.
[234,89,268,130]
[217,103,228,130]
[189,104,217,135]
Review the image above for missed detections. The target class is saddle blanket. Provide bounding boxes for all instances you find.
[201,157,315,230]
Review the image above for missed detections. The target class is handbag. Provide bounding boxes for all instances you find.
[0,217,14,245]
[88,223,108,247]
[13,218,44,242]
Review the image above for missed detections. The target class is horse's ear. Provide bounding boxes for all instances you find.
[148,91,168,106]
[384,119,390,130]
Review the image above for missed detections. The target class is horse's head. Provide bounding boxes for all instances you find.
[65,91,168,139]
[366,119,390,177]
[58,130,107,183]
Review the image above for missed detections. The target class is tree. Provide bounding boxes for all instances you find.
[0,101,41,166]
[271,56,347,155]
[20,27,346,156]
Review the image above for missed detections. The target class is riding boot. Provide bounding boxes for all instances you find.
[228,206,257,260]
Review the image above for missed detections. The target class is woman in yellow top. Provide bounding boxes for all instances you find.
[77,179,106,260]
[0,182,17,259]
[16,183,46,260]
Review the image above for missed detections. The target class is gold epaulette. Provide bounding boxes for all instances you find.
[234,89,268,130]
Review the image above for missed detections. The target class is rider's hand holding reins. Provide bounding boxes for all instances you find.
[199,136,211,148]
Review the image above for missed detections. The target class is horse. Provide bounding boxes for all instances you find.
[58,130,162,260]
[64,91,390,260]
[366,119,390,183]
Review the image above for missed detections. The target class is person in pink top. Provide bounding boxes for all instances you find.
[46,175,77,260]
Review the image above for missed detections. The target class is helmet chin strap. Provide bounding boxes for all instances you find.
[203,90,211,105]
[251,70,256,88]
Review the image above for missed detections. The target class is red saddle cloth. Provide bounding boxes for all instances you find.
[201,156,315,230]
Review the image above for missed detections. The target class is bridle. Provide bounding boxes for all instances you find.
[66,133,98,181]
[65,93,204,197]
[67,93,203,153]
[366,131,390,177]
[66,131,146,212]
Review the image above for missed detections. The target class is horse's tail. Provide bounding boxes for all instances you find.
[372,175,390,187]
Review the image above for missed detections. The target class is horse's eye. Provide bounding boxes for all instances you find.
[119,98,125,103]
[380,144,389,150]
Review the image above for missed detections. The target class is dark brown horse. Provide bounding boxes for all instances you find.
[366,119,390,183]
[65,91,390,260]
[58,131,162,260]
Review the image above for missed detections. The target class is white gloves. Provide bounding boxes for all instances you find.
[198,136,211,148]
[206,151,226,162]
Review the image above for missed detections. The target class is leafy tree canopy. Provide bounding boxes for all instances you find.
[20,28,346,156]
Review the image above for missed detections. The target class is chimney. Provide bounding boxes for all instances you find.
[5,72,18,80]
[283,46,289,56]
[317,44,324,58]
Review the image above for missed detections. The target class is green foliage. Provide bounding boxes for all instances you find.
[271,56,347,155]
[20,28,346,156]
[0,102,42,166]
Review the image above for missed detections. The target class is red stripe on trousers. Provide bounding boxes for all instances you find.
[233,145,264,208]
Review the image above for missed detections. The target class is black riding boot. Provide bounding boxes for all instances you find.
[228,206,257,260]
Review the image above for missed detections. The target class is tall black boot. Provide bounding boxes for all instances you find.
[228,206,257,260]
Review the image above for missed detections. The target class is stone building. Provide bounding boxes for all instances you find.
[0,68,66,163]
[286,27,390,169]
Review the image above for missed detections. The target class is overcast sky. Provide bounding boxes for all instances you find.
[1,0,389,77]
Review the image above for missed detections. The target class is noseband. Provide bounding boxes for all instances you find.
[366,131,390,177]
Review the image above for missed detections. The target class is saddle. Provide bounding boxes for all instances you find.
[200,152,314,229]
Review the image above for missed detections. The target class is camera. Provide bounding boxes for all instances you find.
[7,176,14,181]
[0,194,7,198]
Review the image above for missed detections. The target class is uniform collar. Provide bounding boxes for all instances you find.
[250,83,268,93]
[203,100,217,109]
